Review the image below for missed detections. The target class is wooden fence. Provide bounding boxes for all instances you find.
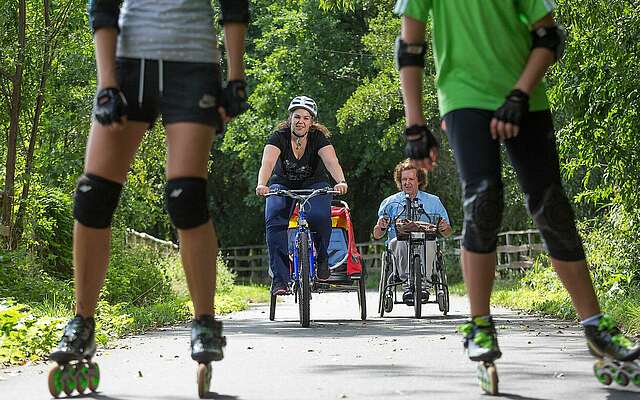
[123,228,545,284]
[221,229,544,283]
[125,228,178,256]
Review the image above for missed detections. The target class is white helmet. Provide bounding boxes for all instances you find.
[288,95,317,118]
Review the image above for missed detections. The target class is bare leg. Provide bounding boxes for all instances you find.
[74,121,148,317]
[165,122,217,318]
[461,248,496,317]
[551,258,600,320]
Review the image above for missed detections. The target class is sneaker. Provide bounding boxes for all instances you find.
[271,281,289,296]
[317,258,331,280]
[459,315,502,362]
[584,314,640,361]
[402,289,414,305]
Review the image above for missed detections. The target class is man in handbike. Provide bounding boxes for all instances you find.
[373,159,452,304]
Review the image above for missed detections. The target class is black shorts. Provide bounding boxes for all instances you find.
[442,108,562,194]
[116,57,222,130]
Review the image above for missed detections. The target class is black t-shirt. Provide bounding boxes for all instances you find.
[267,127,331,188]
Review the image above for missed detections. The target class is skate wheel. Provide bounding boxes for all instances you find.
[615,371,630,386]
[88,362,100,392]
[197,363,212,398]
[632,372,640,387]
[48,365,63,398]
[75,362,89,394]
[61,365,77,396]
[477,362,499,395]
[593,363,613,386]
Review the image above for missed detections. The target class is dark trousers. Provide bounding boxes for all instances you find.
[265,182,332,287]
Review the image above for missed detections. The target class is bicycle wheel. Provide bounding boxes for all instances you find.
[358,273,367,320]
[297,232,311,328]
[269,293,276,321]
[412,253,422,319]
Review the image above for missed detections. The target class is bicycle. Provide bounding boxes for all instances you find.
[377,196,450,318]
[265,187,339,327]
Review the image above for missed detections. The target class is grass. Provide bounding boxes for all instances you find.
[449,280,640,336]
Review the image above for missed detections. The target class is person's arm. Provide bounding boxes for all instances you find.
[318,145,348,195]
[398,16,438,170]
[437,219,452,237]
[491,13,562,140]
[400,16,427,127]
[88,0,126,127]
[256,145,280,196]
[218,0,250,122]
[372,216,389,240]
[94,28,118,90]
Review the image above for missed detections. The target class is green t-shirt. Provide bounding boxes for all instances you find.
[394,0,555,116]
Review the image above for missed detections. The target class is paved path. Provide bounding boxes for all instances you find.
[1,292,638,399]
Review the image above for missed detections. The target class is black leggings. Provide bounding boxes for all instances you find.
[443,108,585,261]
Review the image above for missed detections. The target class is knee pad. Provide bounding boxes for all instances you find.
[73,174,122,228]
[462,180,503,253]
[165,177,210,229]
[527,184,585,261]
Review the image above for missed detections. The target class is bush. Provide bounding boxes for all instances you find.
[0,248,73,307]
[28,186,74,279]
[0,299,66,365]
[103,229,174,307]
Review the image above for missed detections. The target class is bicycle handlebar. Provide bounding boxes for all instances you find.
[265,187,340,199]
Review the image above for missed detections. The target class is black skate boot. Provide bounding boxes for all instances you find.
[191,315,226,398]
[48,315,100,397]
[585,314,640,388]
[191,315,226,363]
[459,315,501,395]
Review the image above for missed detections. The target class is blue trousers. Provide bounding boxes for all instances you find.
[265,182,332,287]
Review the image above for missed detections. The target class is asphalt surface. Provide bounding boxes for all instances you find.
[1,291,638,399]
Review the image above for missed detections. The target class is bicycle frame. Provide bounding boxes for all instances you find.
[265,188,339,288]
[291,207,316,284]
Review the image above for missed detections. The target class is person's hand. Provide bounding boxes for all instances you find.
[255,184,269,196]
[93,87,128,128]
[491,89,529,141]
[403,125,439,170]
[334,182,348,195]
[218,79,249,124]
[377,216,390,231]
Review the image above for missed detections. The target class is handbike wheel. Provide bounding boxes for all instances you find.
[378,253,390,317]
[412,254,422,319]
[298,232,311,328]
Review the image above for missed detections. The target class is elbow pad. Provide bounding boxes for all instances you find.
[218,0,250,25]
[394,36,427,70]
[88,0,122,33]
[531,24,567,61]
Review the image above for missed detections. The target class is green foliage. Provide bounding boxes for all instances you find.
[27,185,74,278]
[103,233,174,307]
[580,207,640,299]
[0,299,66,365]
[550,0,640,213]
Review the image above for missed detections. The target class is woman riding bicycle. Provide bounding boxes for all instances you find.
[256,96,348,295]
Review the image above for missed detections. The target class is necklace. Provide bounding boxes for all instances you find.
[291,126,307,151]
